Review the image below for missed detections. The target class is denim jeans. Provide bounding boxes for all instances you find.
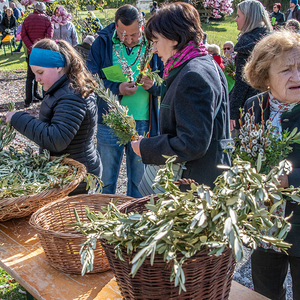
[96,120,149,198]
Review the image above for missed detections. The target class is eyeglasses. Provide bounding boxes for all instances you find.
[223,47,231,50]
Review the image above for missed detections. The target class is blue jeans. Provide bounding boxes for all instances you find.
[96,120,149,198]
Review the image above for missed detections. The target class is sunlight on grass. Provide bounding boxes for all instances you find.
[0,10,238,72]
[0,46,26,72]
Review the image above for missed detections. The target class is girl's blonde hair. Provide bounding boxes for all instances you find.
[33,39,97,98]
[244,30,300,91]
[237,0,272,35]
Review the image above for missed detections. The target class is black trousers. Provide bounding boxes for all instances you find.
[251,249,300,300]
[25,55,38,105]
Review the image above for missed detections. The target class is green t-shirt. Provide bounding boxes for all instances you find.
[112,31,149,121]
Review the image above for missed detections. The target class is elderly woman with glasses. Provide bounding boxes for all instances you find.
[243,29,300,300]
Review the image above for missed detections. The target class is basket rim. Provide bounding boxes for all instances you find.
[0,156,86,208]
[29,193,134,239]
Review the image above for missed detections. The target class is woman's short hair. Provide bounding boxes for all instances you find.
[244,30,300,91]
[223,41,234,47]
[237,0,272,34]
[274,2,281,10]
[6,7,13,14]
[145,2,203,51]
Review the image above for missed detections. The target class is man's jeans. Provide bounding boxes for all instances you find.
[96,120,149,198]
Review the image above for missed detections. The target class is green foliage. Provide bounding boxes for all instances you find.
[0,268,26,300]
[75,155,293,293]
[0,148,78,199]
[91,78,138,145]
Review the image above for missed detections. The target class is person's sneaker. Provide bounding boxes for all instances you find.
[13,49,21,53]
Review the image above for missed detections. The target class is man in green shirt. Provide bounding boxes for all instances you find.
[87,4,164,198]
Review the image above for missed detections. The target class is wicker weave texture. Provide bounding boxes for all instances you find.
[101,241,236,300]
[109,194,236,299]
[29,194,134,274]
[0,157,86,222]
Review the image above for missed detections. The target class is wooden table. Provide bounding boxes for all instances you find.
[0,217,269,300]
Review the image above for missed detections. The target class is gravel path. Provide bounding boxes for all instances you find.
[0,70,293,299]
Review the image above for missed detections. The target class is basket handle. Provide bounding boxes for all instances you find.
[173,178,199,186]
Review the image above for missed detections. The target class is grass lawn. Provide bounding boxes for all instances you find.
[0,11,238,72]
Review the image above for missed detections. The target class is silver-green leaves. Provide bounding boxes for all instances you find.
[75,155,293,293]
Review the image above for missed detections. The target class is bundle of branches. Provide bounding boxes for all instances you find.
[92,78,138,145]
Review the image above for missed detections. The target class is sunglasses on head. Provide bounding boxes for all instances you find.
[223,47,231,50]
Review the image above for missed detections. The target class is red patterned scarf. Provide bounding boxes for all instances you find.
[163,41,208,79]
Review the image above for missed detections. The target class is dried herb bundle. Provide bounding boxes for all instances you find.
[75,156,292,293]
[0,147,77,200]
[228,100,300,174]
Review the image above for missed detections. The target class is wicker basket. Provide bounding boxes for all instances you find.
[29,194,134,274]
[100,194,236,300]
[0,157,86,222]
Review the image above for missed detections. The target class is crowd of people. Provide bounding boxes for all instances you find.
[1,0,300,299]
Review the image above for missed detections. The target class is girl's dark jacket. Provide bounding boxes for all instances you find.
[230,26,268,122]
[11,75,102,177]
[140,55,231,189]
[245,92,300,256]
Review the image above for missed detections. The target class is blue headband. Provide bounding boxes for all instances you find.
[29,48,66,67]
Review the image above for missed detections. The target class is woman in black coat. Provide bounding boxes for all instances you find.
[0,7,16,48]
[243,30,300,300]
[6,39,102,194]
[230,0,272,131]
[270,3,285,27]
[131,2,231,190]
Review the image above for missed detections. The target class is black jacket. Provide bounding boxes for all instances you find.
[245,92,300,256]
[140,55,231,188]
[270,11,285,25]
[1,14,16,32]
[230,27,268,122]
[11,75,101,177]
[285,4,300,22]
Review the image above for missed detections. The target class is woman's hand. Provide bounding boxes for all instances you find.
[139,75,154,90]
[278,174,289,188]
[5,111,15,123]
[230,119,236,131]
[131,136,143,157]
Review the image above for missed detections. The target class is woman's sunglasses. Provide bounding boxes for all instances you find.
[223,47,231,50]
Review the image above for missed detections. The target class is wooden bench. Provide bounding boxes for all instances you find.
[0,217,270,300]
[2,34,15,56]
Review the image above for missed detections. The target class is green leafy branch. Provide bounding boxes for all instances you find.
[74,155,292,293]
[90,78,138,145]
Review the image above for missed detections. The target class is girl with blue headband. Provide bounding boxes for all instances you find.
[6,38,102,194]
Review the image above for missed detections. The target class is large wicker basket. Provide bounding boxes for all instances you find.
[0,157,86,222]
[29,194,134,274]
[100,194,236,300]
